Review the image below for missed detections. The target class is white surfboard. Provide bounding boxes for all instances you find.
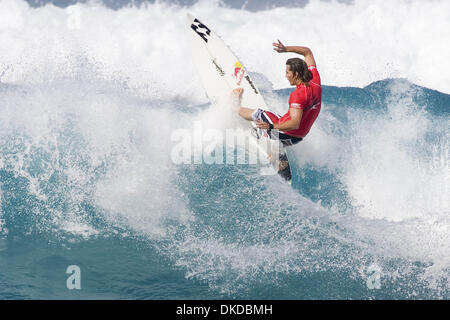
[186,13,292,183]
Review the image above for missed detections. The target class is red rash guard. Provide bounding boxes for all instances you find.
[279,65,322,138]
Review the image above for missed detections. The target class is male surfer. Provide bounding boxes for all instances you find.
[233,40,321,147]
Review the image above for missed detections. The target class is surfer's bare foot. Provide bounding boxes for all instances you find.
[232,87,243,97]
[231,88,245,112]
[278,160,289,171]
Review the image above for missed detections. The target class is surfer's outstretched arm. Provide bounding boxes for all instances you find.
[273,40,316,67]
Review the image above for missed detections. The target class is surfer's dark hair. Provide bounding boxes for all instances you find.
[286,58,312,83]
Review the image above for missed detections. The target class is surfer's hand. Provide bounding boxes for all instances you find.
[256,120,270,130]
[273,40,287,53]
[232,87,243,97]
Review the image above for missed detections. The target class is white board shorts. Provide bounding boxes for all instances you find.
[252,108,303,146]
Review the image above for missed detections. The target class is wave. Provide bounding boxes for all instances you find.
[0,0,448,298]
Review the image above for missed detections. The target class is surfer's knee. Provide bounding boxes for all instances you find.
[238,107,254,121]
[251,108,264,121]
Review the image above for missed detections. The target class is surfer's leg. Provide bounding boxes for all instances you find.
[277,132,303,146]
[278,153,290,172]
[238,107,255,121]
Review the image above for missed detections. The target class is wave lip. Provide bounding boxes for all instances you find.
[0,0,448,299]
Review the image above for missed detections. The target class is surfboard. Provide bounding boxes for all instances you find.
[186,13,292,183]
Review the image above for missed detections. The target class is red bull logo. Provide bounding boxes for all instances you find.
[234,61,245,85]
[234,61,243,77]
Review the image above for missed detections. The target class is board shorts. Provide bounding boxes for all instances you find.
[251,108,303,147]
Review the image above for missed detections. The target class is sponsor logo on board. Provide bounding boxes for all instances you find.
[234,61,245,85]
[245,75,259,94]
[191,18,211,43]
[212,59,225,76]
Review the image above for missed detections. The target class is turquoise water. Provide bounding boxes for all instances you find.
[1,78,448,299]
[0,0,449,299]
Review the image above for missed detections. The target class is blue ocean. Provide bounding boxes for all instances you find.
[0,0,449,299]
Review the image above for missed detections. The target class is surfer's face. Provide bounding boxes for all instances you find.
[285,65,298,85]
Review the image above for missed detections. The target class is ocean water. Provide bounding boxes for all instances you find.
[0,0,449,299]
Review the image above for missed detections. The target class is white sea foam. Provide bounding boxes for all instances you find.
[0,0,449,95]
[0,0,448,296]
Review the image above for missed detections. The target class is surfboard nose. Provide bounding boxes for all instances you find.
[186,13,195,24]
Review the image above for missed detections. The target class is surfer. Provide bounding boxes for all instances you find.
[233,40,322,146]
